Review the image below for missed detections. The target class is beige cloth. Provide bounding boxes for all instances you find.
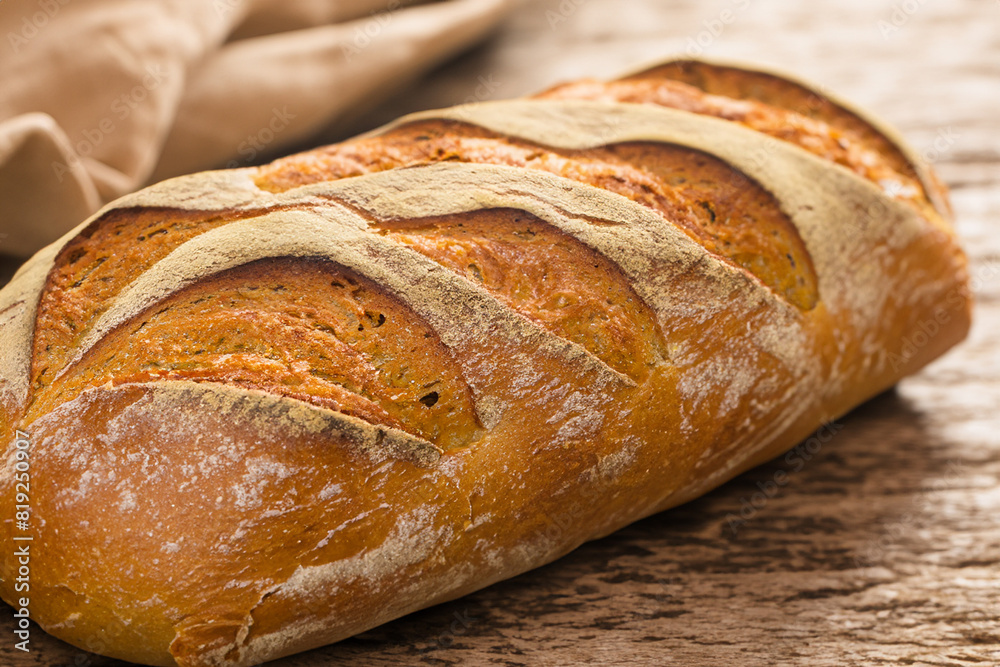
[0,0,516,258]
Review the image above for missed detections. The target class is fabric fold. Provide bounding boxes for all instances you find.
[0,0,518,258]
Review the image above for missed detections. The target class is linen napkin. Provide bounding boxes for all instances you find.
[0,0,517,258]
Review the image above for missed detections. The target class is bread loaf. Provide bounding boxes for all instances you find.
[0,58,970,666]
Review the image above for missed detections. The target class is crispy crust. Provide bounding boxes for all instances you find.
[620,57,953,218]
[0,59,970,666]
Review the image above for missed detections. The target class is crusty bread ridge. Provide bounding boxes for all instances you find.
[0,58,970,666]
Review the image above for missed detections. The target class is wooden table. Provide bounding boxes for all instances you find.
[3,0,998,664]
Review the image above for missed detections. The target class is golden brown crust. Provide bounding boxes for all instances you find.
[31,257,485,450]
[620,57,951,217]
[373,208,668,382]
[0,59,970,667]
[256,119,819,310]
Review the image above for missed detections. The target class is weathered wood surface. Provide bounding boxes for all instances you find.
[3,0,998,665]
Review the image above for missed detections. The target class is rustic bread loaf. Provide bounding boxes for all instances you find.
[0,58,970,666]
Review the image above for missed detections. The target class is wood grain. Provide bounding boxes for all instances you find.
[3,0,998,665]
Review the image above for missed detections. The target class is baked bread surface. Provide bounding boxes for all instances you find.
[0,59,970,666]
